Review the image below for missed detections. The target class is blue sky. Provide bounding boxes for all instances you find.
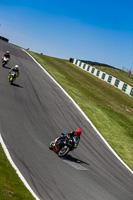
[0,0,133,70]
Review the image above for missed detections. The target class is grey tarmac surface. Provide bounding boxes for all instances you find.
[0,40,133,200]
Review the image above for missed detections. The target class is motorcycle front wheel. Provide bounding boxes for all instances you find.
[58,146,70,157]
[49,141,55,150]
[9,78,13,85]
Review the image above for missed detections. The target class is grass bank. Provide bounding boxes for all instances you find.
[29,51,133,170]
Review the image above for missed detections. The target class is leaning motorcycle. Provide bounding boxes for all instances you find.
[2,57,9,67]
[8,71,16,85]
[49,135,78,157]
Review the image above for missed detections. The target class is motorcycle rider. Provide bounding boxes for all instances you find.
[8,65,19,78]
[2,51,10,60]
[54,128,82,151]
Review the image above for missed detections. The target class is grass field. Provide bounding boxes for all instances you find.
[0,49,133,200]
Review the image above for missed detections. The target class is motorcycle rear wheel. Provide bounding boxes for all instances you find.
[58,146,70,157]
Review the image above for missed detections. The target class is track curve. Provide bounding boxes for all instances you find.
[0,40,133,200]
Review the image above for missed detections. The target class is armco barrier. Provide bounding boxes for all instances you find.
[72,59,133,97]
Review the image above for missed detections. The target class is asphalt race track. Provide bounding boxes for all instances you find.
[0,40,133,200]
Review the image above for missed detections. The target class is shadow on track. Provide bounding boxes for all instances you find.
[1,65,11,70]
[63,154,90,166]
[11,83,23,88]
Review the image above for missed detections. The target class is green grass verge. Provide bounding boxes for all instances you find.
[0,144,35,200]
[29,51,133,170]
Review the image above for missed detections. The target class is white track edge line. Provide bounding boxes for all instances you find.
[0,134,40,200]
[23,48,133,175]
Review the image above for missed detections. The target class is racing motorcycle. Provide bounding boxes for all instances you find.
[49,134,78,157]
[8,71,17,85]
[2,56,9,67]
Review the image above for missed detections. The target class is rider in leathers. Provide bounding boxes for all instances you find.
[54,128,82,151]
[9,65,19,78]
[2,51,10,59]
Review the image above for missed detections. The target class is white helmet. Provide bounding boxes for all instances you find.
[15,65,19,68]
[7,51,9,54]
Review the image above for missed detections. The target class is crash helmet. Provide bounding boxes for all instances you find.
[6,51,9,54]
[15,65,19,68]
[75,128,82,137]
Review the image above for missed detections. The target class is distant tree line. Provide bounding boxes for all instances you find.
[69,58,122,71]
[69,58,132,76]
[0,36,9,42]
